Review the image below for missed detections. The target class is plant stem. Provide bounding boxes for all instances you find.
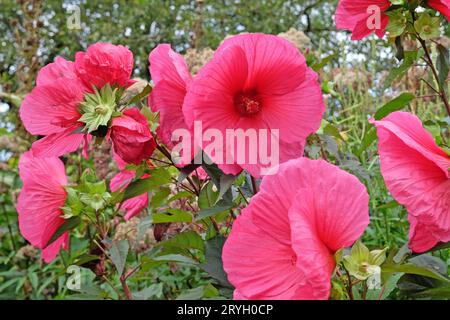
[2,204,17,251]
[120,275,133,300]
[417,37,450,116]
[344,268,354,300]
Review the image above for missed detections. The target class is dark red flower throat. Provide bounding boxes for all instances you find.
[234,90,262,116]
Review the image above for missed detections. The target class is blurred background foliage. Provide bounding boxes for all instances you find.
[0,0,449,299]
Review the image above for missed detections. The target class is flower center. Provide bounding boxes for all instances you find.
[78,84,118,133]
[94,104,110,115]
[234,91,261,116]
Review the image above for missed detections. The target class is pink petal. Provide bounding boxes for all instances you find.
[222,208,307,300]
[287,160,369,299]
[75,42,134,90]
[183,45,247,128]
[335,0,391,40]
[260,68,325,143]
[149,44,192,89]
[429,0,450,20]
[223,158,369,300]
[408,216,440,253]
[36,57,80,86]
[370,112,450,252]
[20,78,83,136]
[17,152,67,256]
[42,233,69,263]
[31,126,85,158]
[217,33,308,95]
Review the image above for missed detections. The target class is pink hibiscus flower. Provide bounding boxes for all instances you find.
[222,158,369,299]
[148,44,198,166]
[183,33,325,177]
[370,112,450,252]
[16,151,69,263]
[20,43,134,157]
[109,107,156,165]
[428,0,450,20]
[335,0,391,40]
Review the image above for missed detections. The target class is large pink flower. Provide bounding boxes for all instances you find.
[370,112,450,253]
[16,151,69,263]
[109,107,156,165]
[335,0,391,40]
[222,158,369,299]
[20,43,134,157]
[183,33,325,177]
[148,44,197,166]
[428,0,450,20]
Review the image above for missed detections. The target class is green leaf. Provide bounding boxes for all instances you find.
[376,200,400,210]
[109,240,129,276]
[132,283,163,300]
[153,254,197,264]
[128,84,152,105]
[366,273,403,300]
[158,231,204,251]
[196,201,234,221]
[356,127,377,156]
[152,209,192,223]
[176,286,206,300]
[200,236,233,288]
[382,262,450,284]
[436,44,449,89]
[123,168,171,200]
[46,216,81,247]
[374,92,415,120]
[386,10,407,37]
[311,53,337,71]
[384,50,424,88]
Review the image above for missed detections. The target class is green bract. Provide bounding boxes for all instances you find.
[414,13,440,40]
[343,241,387,281]
[386,10,407,37]
[78,84,118,133]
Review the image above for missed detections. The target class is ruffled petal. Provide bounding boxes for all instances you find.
[75,42,134,90]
